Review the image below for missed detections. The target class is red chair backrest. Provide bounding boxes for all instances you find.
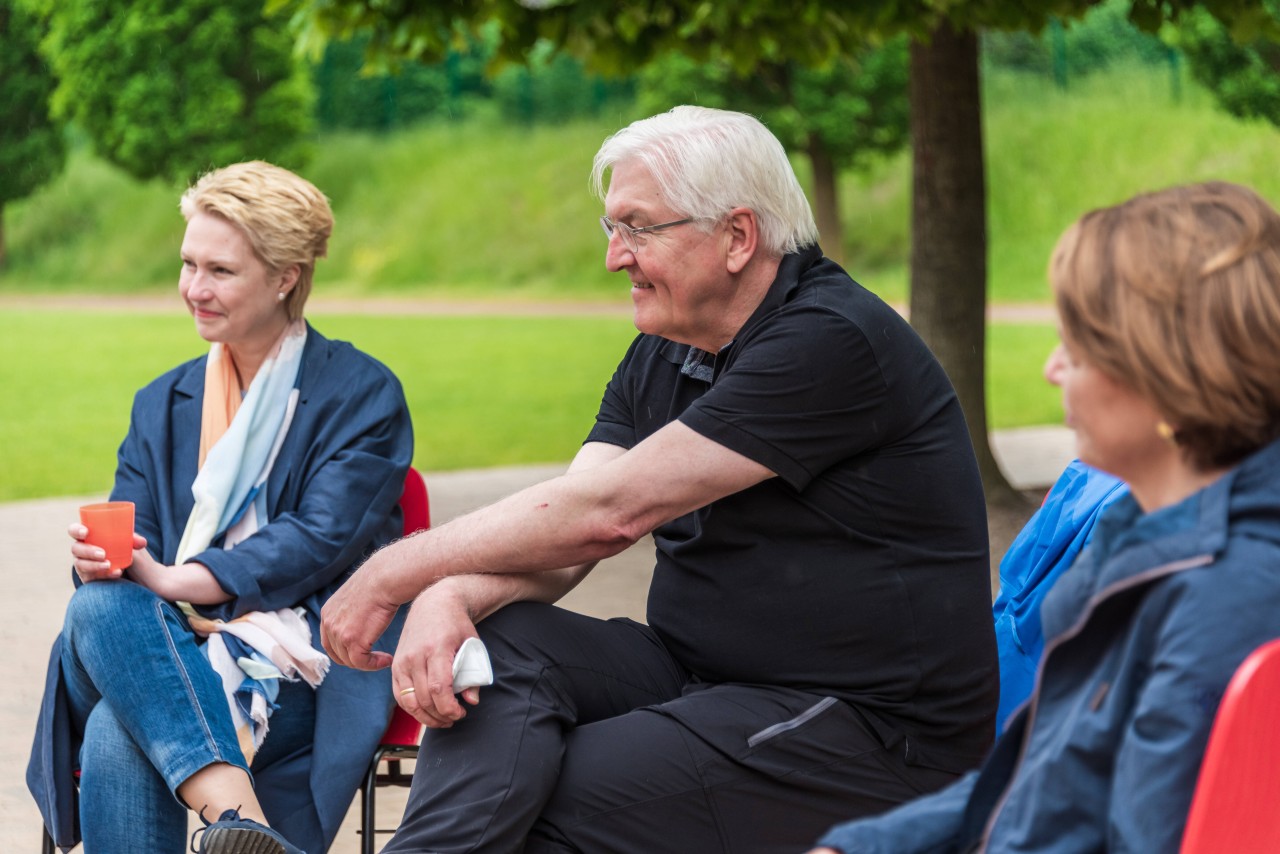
[1180,637,1280,854]
[401,466,430,535]
[381,467,430,748]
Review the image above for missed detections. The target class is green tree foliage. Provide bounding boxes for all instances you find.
[0,0,65,268]
[984,0,1171,78]
[492,40,635,125]
[35,0,314,183]
[315,33,490,130]
[284,1,1264,71]
[1175,3,1280,126]
[313,30,634,131]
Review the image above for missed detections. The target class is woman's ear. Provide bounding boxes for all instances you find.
[277,264,301,297]
[725,208,759,274]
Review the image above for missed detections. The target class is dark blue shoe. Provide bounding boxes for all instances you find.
[191,809,306,854]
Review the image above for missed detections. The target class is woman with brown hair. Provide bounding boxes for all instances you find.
[810,181,1280,853]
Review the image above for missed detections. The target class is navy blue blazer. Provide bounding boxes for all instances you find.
[29,324,414,853]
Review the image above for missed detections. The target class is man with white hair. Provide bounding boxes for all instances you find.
[323,106,998,853]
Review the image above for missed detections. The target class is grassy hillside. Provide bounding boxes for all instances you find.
[5,66,1278,304]
[1,119,622,299]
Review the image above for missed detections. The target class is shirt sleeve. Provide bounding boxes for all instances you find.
[1107,580,1252,853]
[110,392,167,563]
[585,334,644,451]
[679,306,893,491]
[816,771,976,854]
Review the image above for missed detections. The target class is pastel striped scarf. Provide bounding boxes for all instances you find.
[176,320,329,763]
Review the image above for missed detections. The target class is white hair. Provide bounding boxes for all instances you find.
[590,106,819,257]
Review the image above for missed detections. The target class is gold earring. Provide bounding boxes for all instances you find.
[1156,421,1177,442]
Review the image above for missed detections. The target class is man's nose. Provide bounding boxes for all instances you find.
[604,232,635,272]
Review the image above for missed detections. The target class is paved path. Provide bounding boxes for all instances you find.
[0,427,1075,852]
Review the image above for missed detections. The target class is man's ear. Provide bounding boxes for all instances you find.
[724,208,759,274]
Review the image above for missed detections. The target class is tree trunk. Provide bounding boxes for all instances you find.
[909,23,1024,508]
[807,135,844,266]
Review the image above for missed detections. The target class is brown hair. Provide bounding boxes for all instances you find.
[1051,181,1280,470]
[180,161,333,322]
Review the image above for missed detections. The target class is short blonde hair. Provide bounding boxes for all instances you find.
[1051,181,1280,470]
[180,161,333,321]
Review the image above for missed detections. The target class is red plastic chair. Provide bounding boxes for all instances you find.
[358,466,430,853]
[1180,637,1280,854]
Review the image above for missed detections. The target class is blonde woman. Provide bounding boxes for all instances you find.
[30,162,412,854]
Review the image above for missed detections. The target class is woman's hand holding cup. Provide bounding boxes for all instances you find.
[72,501,142,583]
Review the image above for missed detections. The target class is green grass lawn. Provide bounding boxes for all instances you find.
[0,308,1061,502]
[988,323,1065,428]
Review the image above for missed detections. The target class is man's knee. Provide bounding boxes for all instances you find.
[475,601,555,646]
[524,819,582,854]
[475,602,607,670]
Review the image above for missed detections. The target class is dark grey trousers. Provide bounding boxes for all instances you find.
[382,602,956,854]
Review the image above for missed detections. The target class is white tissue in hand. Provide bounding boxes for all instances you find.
[451,637,494,692]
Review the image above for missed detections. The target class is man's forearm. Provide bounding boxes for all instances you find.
[371,469,640,607]
[433,563,597,626]
[365,424,775,609]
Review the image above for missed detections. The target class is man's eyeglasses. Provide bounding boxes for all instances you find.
[599,215,694,253]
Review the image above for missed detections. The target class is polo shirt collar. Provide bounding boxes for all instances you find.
[656,244,825,383]
[740,244,823,333]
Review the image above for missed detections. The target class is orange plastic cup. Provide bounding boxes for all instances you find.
[79,501,136,571]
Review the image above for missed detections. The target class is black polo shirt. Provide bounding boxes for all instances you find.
[586,246,997,771]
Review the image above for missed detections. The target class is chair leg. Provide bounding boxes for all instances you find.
[361,756,379,854]
[41,826,56,854]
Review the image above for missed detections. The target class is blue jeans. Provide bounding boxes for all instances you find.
[60,580,314,852]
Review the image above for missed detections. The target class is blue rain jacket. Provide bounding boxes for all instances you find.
[991,461,1127,729]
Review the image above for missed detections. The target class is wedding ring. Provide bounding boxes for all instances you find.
[399,686,416,696]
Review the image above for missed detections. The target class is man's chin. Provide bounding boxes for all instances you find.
[631,311,661,338]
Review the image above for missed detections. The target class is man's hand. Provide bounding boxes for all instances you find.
[391,581,483,728]
[320,547,403,671]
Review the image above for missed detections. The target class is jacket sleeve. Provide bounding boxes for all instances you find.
[814,771,975,854]
[1106,573,1264,853]
[108,395,169,560]
[191,357,413,617]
